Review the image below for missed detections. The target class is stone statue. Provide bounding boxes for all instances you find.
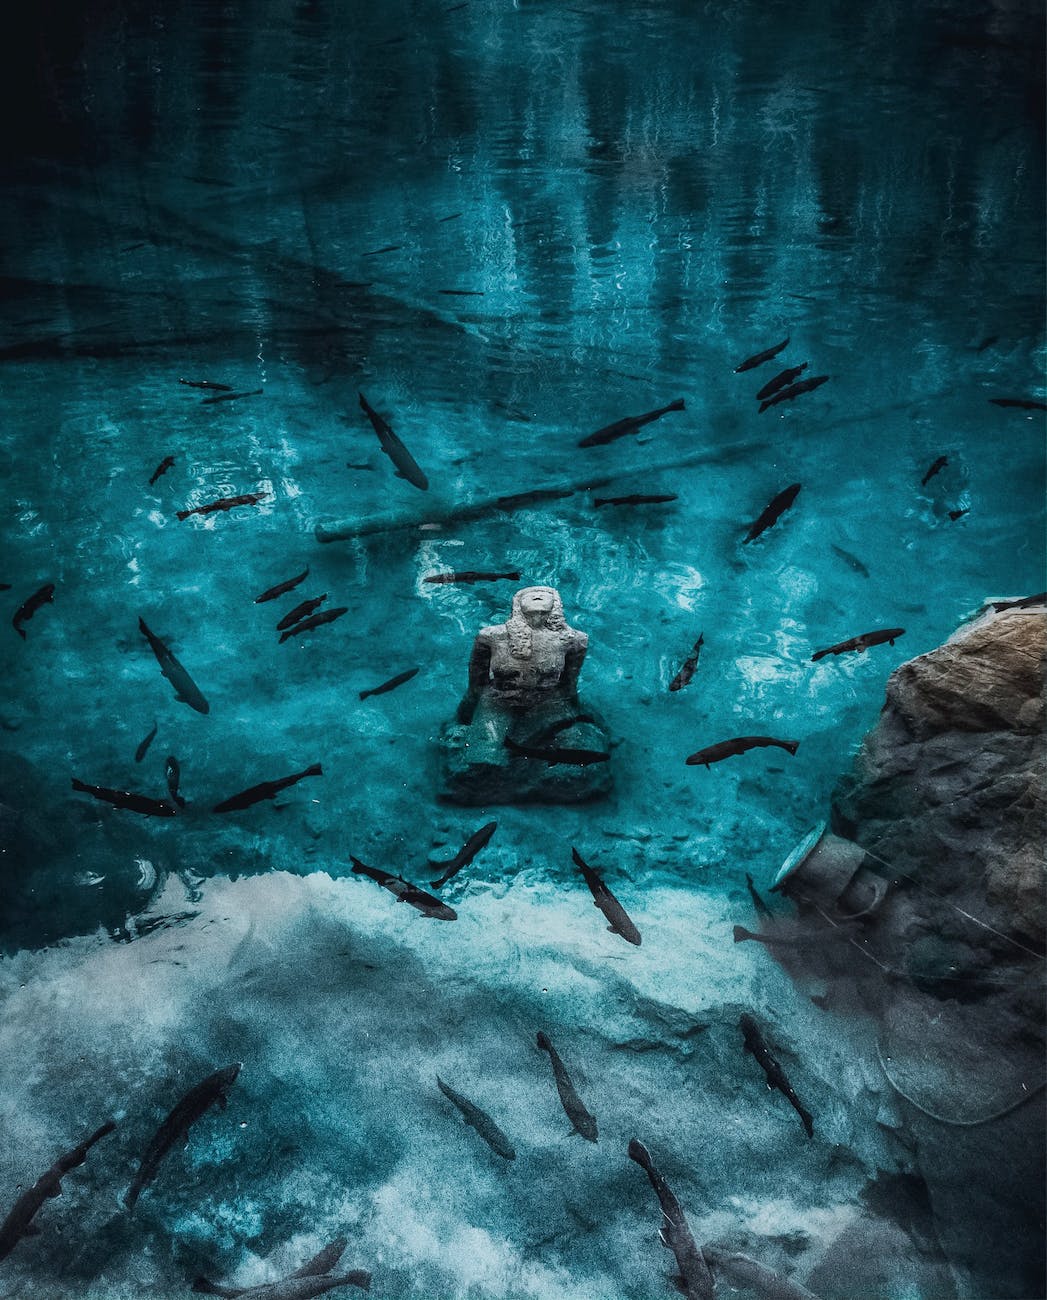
[439,586,612,805]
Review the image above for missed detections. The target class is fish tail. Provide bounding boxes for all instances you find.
[175,509,192,521]
[810,649,827,662]
[733,925,754,943]
[358,688,373,700]
[503,736,523,753]
[784,741,800,755]
[593,499,608,508]
[340,1271,371,1291]
[305,763,323,777]
[536,1031,551,1052]
[570,847,587,869]
[668,398,685,411]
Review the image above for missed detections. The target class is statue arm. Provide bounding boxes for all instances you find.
[560,634,587,697]
[457,633,491,724]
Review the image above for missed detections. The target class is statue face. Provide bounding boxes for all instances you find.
[518,587,555,615]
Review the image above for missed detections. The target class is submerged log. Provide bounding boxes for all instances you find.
[314,441,768,542]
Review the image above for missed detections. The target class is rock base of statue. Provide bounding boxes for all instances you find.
[438,695,613,805]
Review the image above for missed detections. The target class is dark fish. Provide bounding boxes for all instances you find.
[0,1121,116,1263]
[578,398,685,448]
[733,924,855,949]
[279,607,349,643]
[921,455,948,486]
[359,667,420,700]
[194,1239,371,1298]
[200,388,263,405]
[810,627,904,661]
[165,756,186,808]
[255,566,309,604]
[363,244,402,256]
[701,1245,821,1300]
[359,392,429,491]
[686,736,799,768]
[744,484,800,543]
[572,847,641,946]
[627,1139,715,1300]
[593,494,678,508]
[756,363,808,401]
[494,488,573,511]
[991,592,1046,612]
[504,737,609,766]
[759,375,830,413]
[176,492,268,521]
[350,857,456,920]
[423,571,521,585]
[429,821,498,888]
[669,633,704,692]
[12,583,55,639]
[437,211,463,221]
[989,397,1046,410]
[72,778,179,818]
[948,508,969,521]
[745,873,773,922]
[193,1268,369,1300]
[139,616,210,713]
[739,1013,813,1137]
[277,595,327,631]
[436,1077,515,1159]
[438,288,484,296]
[289,1239,351,1278]
[179,379,231,391]
[829,544,869,579]
[124,1064,241,1210]
[535,1031,598,1142]
[214,763,322,814]
[149,455,175,486]
[135,721,158,763]
[735,337,789,373]
[975,335,999,353]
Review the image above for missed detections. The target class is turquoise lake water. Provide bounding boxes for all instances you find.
[0,1,1043,1296]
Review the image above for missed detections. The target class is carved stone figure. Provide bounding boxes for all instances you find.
[439,586,612,805]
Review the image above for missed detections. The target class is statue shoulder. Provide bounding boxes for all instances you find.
[475,624,505,644]
[565,628,588,650]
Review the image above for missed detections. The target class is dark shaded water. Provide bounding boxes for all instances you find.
[0,1,1043,1297]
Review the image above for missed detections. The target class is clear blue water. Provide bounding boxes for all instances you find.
[0,1,1043,1296]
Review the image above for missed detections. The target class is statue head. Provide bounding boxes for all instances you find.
[505,586,567,657]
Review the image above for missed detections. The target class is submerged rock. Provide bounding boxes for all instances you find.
[833,599,1045,945]
[777,600,1045,1300]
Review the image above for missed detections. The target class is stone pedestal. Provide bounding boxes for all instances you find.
[438,695,612,805]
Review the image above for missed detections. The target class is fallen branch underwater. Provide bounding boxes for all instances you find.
[314,439,769,542]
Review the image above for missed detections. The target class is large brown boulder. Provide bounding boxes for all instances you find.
[834,602,1045,946]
